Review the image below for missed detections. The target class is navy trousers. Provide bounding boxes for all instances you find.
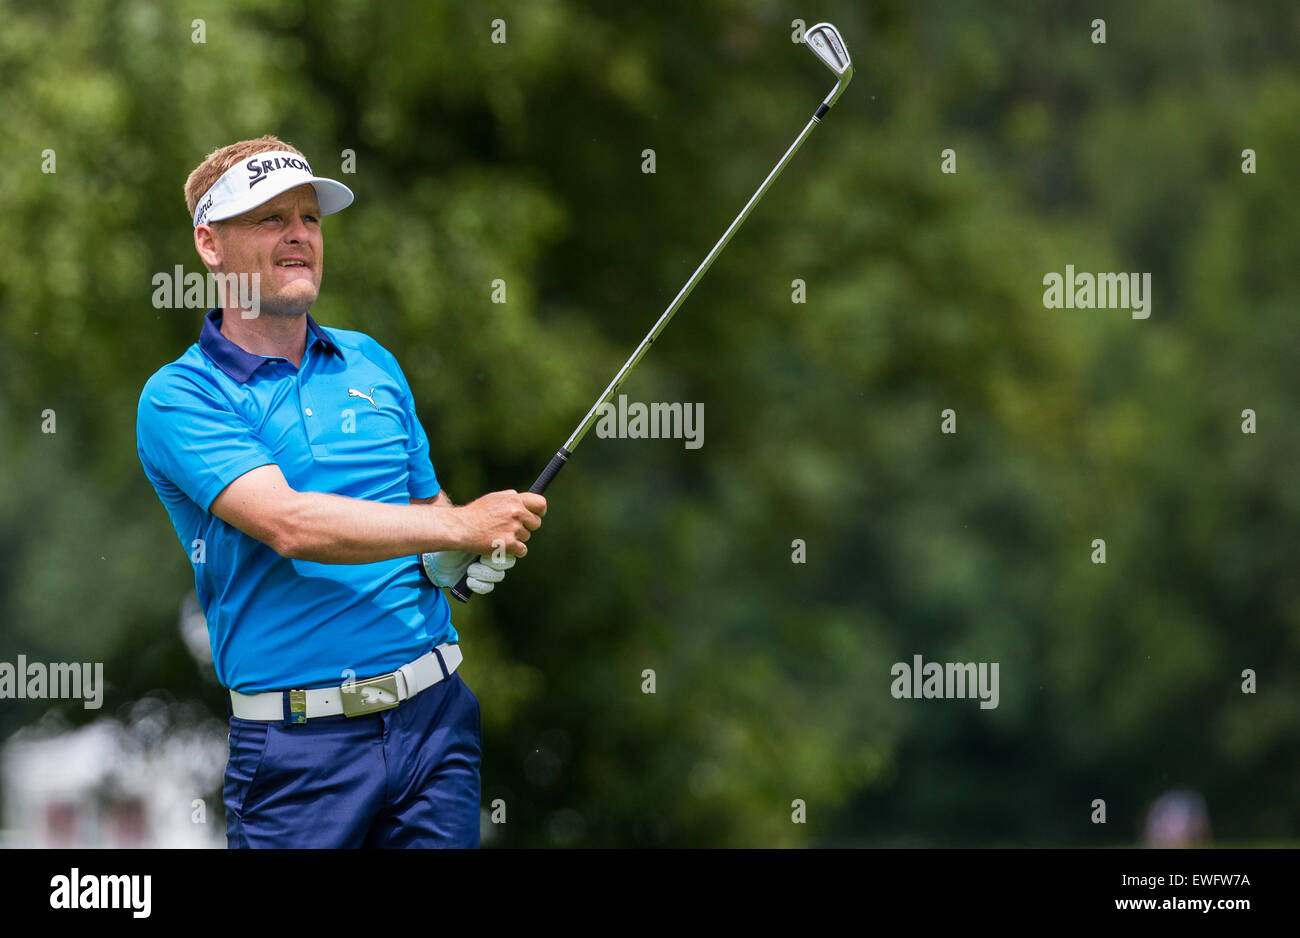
[223,668,482,848]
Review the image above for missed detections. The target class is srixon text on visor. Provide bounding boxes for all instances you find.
[247,155,313,188]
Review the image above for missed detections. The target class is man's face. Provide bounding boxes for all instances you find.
[203,183,324,317]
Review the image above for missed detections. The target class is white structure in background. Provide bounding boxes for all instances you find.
[1,698,227,848]
[178,590,214,668]
[0,593,227,848]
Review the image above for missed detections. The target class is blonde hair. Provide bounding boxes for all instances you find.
[184,135,308,218]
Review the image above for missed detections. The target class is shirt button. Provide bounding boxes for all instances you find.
[304,408,314,417]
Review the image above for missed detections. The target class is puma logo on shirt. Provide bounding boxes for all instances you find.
[347,387,378,408]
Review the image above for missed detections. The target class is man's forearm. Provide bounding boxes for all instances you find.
[280,490,467,563]
[411,490,453,508]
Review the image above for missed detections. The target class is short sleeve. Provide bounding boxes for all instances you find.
[369,344,439,499]
[137,370,279,512]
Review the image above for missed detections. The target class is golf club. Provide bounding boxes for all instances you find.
[450,22,854,603]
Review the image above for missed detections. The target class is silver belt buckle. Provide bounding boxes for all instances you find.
[340,672,402,717]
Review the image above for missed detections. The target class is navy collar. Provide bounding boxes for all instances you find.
[198,308,342,383]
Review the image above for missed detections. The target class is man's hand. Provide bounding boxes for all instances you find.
[421,550,516,595]
[449,490,546,557]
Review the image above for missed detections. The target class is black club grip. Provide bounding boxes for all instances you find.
[448,448,570,603]
[527,447,570,495]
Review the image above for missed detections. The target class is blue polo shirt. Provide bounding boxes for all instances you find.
[137,308,456,692]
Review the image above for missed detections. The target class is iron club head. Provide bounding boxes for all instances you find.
[804,22,853,109]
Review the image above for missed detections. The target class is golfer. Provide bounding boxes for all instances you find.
[136,136,545,847]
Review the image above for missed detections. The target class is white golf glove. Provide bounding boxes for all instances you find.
[421,550,516,595]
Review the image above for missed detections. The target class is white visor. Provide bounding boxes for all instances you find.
[193,150,354,227]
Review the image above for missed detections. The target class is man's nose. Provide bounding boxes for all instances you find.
[283,214,311,242]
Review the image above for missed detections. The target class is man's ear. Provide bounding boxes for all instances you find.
[194,223,223,269]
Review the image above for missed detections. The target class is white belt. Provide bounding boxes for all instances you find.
[229,644,463,722]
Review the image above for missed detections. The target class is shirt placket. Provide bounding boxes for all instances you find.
[296,348,329,458]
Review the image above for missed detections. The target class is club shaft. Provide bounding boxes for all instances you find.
[562,111,825,453]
